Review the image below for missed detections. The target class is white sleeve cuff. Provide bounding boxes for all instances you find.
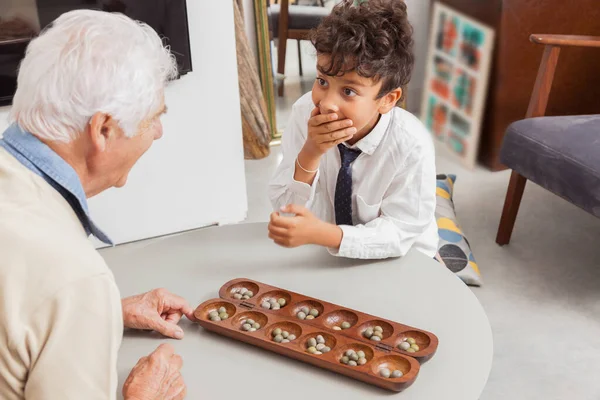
[327,225,355,258]
[289,168,320,206]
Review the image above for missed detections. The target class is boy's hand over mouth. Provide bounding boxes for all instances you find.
[302,107,356,159]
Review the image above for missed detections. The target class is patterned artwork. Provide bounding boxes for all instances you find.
[431,56,453,99]
[448,113,470,156]
[435,11,459,56]
[421,2,495,168]
[460,22,486,71]
[425,96,449,139]
[452,69,475,115]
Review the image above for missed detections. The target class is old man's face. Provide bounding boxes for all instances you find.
[86,97,167,194]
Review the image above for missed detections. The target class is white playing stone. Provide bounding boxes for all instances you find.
[399,342,411,351]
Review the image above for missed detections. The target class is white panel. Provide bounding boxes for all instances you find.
[0,0,248,246]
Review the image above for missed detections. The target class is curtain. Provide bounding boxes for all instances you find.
[233,0,272,159]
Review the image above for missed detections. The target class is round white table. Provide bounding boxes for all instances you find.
[101,223,493,399]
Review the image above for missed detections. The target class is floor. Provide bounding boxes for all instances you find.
[274,40,315,132]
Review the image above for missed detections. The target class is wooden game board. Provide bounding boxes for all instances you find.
[194,278,439,392]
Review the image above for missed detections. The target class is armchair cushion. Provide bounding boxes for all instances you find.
[501,115,600,217]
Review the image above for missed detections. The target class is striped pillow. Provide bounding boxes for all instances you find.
[435,174,482,286]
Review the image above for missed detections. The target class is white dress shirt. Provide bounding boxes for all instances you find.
[269,92,439,259]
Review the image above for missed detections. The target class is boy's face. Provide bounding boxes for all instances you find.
[311,54,402,141]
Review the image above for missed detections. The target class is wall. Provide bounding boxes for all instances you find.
[0,0,248,246]
[405,0,431,113]
[0,0,41,31]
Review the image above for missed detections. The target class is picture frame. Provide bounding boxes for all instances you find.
[420,1,495,168]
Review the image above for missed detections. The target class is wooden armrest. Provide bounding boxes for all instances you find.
[525,34,600,119]
[530,34,600,48]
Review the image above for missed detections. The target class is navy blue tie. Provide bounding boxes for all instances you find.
[335,144,362,225]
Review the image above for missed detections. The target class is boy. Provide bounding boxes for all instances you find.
[268,0,438,259]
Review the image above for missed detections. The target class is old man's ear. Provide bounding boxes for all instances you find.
[88,113,117,152]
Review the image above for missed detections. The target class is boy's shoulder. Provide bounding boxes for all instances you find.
[292,91,314,115]
[383,107,435,159]
[386,107,435,157]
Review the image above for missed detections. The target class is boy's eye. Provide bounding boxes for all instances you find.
[316,78,327,86]
[344,88,357,97]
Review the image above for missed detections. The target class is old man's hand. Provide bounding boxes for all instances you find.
[123,343,186,400]
[122,288,197,339]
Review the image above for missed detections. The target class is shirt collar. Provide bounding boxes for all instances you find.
[0,124,113,245]
[345,112,391,155]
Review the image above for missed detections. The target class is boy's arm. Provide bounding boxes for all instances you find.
[268,102,320,210]
[329,148,438,259]
[269,203,343,249]
[269,99,356,212]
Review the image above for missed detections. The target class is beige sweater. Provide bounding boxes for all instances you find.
[0,148,123,399]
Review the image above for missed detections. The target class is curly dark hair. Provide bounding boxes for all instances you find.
[310,0,414,100]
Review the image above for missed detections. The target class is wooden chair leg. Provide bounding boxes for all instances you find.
[297,40,303,76]
[277,37,287,97]
[496,171,528,246]
[277,1,290,97]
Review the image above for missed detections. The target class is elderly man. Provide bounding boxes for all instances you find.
[0,10,192,400]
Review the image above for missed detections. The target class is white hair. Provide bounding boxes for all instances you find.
[9,9,178,142]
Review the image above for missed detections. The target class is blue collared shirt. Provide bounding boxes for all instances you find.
[0,124,113,245]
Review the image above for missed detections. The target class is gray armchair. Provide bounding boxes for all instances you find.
[496,34,600,245]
